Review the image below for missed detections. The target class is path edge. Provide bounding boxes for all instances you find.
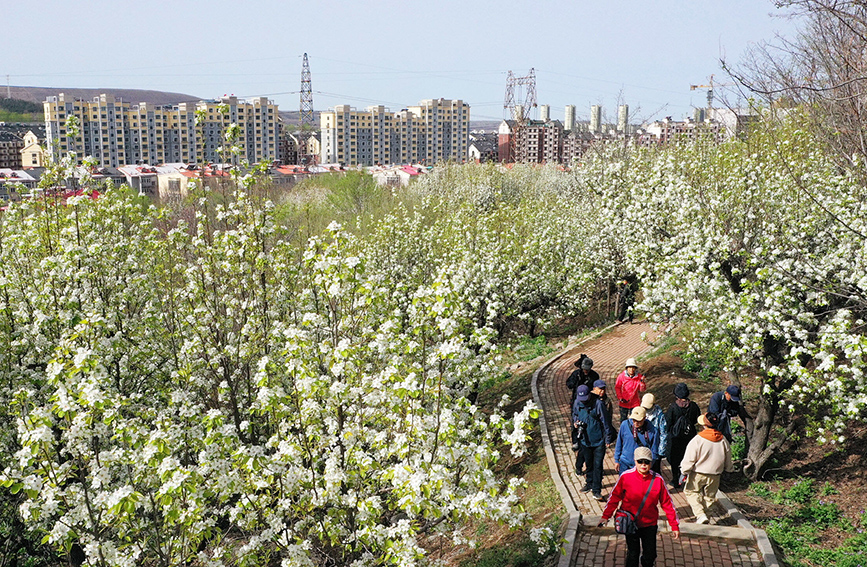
[531,322,783,567]
[530,321,621,567]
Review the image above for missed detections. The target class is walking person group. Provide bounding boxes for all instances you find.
[566,352,750,528]
[560,322,752,566]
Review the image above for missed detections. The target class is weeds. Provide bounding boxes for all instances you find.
[748,479,866,567]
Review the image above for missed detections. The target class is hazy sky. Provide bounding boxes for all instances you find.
[4,0,799,124]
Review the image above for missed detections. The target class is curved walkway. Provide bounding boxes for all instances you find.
[532,321,779,567]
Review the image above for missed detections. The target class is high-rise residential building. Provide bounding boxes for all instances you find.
[319,98,469,166]
[590,105,602,134]
[617,104,629,133]
[564,105,576,132]
[44,93,279,167]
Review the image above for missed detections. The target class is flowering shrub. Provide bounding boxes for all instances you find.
[0,170,549,565]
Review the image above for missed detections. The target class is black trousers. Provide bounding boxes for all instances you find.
[625,524,658,567]
[667,438,690,487]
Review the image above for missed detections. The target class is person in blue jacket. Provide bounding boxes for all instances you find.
[614,405,658,474]
[708,384,750,443]
[572,384,610,501]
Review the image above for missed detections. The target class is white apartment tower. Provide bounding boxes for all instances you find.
[320,98,470,166]
[564,105,576,132]
[590,105,602,133]
[617,104,629,133]
[45,93,279,167]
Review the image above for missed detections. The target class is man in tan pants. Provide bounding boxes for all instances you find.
[680,412,733,524]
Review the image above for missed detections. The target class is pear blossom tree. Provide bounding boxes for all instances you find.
[578,128,867,480]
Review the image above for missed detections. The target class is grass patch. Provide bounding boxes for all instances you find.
[510,335,554,362]
[748,479,867,567]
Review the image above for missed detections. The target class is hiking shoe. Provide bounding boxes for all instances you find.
[593,493,605,501]
[695,514,708,524]
[580,483,592,493]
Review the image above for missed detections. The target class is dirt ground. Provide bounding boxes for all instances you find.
[641,353,867,554]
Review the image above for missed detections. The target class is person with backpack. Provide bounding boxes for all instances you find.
[614,406,658,474]
[573,384,612,501]
[664,382,701,490]
[640,393,667,475]
[680,412,734,524]
[615,358,647,423]
[566,354,599,453]
[708,384,750,443]
[598,446,680,567]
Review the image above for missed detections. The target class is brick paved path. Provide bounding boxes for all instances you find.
[536,321,765,566]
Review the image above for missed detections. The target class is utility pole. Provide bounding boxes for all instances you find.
[299,53,314,166]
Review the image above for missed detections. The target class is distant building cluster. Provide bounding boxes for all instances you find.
[44,93,280,168]
[498,104,757,165]
[0,124,47,169]
[319,99,469,167]
[0,161,346,204]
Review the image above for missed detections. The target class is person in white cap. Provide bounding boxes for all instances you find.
[615,357,647,423]
[613,405,658,474]
[640,393,667,475]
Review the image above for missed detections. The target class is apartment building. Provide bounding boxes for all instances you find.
[319,98,469,166]
[44,93,279,167]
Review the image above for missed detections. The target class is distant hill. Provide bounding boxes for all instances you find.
[6,86,204,106]
[5,87,502,132]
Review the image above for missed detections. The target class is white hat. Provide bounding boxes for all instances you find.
[625,357,638,368]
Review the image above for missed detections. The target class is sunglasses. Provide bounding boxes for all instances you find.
[636,459,652,465]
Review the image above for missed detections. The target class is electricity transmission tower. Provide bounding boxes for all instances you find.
[503,68,537,162]
[299,53,314,165]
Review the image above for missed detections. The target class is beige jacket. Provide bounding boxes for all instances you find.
[680,433,733,476]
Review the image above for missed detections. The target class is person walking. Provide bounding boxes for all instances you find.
[680,412,734,524]
[665,382,701,490]
[566,354,599,452]
[572,384,609,501]
[593,379,618,445]
[708,384,750,443]
[598,446,680,567]
[640,393,667,475]
[614,406,658,474]
[615,358,647,423]
[617,276,638,323]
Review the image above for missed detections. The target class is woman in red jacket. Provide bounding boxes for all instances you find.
[615,357,647,423]
[598,446,680,567]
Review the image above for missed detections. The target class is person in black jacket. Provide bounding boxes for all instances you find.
[664,382,701,490]
[566,354,599,454]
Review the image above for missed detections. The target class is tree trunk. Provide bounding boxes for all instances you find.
[741,391,801,481]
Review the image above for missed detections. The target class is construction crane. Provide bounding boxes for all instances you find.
[690,74,716,113]
[504,68,537,162]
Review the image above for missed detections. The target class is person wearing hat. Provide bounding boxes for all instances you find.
[615,358,647,423]
[592,379,618,446]
[567,354,600,459]
[640,393,667,475]
[680,412,734,524]
[665,382,701,490]
[613,405,658,474]
[572,383,609,501]
[708,384,750,443]
[598,446,680,567]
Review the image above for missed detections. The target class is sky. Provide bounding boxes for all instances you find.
[3,0,800,125]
